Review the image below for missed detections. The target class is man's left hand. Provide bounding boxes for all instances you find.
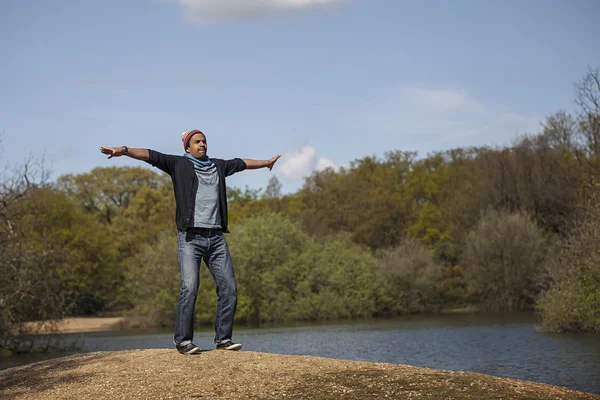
[266,154,282,171]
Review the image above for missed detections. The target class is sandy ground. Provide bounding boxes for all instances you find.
[1,349,598,400]
[23,317,141,334]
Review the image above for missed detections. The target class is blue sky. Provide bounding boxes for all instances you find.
[1,0,599,194]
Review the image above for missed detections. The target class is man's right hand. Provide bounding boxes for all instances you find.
[100,146,126,159]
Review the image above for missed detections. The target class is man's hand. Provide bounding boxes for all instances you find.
[266,154,282,171]
[100,146,126,159]
[243,154,282,170]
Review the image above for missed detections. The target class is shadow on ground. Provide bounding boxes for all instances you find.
[0,352,114,400]
[285,369,598,400]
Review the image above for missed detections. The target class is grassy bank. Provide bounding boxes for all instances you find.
[0,350,597,400]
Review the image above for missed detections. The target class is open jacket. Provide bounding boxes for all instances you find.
[146,149,247,233]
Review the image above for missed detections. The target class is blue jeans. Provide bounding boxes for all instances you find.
[174,230,238,345]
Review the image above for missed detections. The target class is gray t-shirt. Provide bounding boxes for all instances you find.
[192,164,221,229]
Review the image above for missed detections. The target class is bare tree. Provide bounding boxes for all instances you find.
[538,68,600,196]
[541,111,578,151]
[574,67,600,160]
[575,66,600,121]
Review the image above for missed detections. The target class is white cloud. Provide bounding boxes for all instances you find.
[315,157,338,172]
[400,87,485,113]
[279,145,315,180]
[353,83,541,152]
[278,144,337,180]
[165,0,345,23]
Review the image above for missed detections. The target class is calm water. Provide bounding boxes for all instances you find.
[2,313,599,394]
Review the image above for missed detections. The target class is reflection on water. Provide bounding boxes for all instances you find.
[2,313,599,394]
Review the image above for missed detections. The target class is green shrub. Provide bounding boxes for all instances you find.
[537,278,600,332]
[375,238,443,315]
[462,209,548,311]
[229,214,377,324]
[537,198,600,332]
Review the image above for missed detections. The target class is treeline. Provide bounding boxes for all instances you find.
[1,70,599,352]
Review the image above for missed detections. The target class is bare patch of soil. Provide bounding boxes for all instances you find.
[22,317,146,334]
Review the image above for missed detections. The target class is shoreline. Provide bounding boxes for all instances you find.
[24,308,512,335]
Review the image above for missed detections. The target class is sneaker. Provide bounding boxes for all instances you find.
[216,340,242,351]
[176,342,201,355]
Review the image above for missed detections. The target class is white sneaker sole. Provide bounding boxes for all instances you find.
[219,343,242,351]
[179,346,201,354]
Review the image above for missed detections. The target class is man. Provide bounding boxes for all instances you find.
[100,130,281,354]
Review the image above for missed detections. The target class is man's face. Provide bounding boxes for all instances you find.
[186,133,208,160]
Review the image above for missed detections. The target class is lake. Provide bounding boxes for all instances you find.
[1,312,599,394]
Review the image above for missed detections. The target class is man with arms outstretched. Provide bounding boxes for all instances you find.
[100,130,281,354]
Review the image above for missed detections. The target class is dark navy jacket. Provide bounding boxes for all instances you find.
[146,150,246,233]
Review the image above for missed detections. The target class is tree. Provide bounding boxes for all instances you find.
[19,188,120,315]
[56,166,165,224]
[124,231,183,326]
[375,239,443,315]
[227,213,312,325]
[297,151,415,249]
[263,176,283,199]
[537,193,600,332]
[293,232,378,321]
[462,209,548,311]
[574,66,600,160]
[56,166,174,312]
[0,157,71,353]
[227,185,267,222]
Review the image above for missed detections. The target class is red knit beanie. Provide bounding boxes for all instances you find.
[181,129,204,150]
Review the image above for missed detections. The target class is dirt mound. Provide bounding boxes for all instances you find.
[1,350,597,399]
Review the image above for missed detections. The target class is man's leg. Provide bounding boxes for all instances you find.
[205,233,240,349]
[174,231,206,350]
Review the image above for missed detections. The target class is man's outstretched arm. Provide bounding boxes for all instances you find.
[243,154,281,171]
[100,146,149,161]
